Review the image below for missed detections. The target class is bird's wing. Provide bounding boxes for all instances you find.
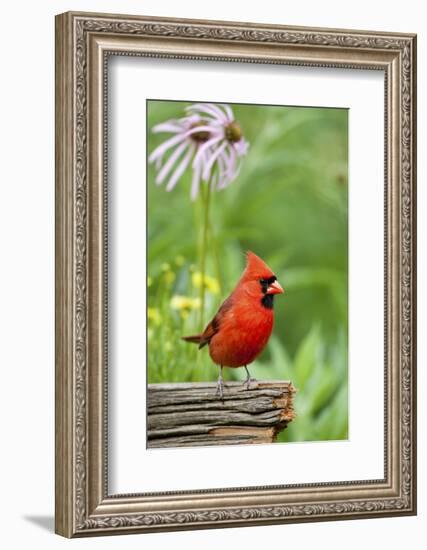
[199,295,234,348]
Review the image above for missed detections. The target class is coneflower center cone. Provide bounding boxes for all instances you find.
[225,121,243,143]
[190,121,211,143]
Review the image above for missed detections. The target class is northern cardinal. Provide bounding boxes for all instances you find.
[182,251,284,398]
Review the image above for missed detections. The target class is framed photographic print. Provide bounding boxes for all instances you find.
[55,11,417,537]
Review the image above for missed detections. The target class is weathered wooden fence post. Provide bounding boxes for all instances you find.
[147,380,296,448]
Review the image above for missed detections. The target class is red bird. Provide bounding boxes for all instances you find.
[182,251,284,398]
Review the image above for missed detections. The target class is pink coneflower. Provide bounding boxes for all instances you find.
[149,103,249,200]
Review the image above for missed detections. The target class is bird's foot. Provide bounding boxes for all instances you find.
[216,379,225,400]
[244,377,257,391]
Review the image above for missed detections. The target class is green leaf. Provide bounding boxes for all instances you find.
[293,325,321,388]
[313,384,349,440]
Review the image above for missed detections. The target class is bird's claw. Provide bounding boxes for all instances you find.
[216,379,225,400]
[244,377,257,391]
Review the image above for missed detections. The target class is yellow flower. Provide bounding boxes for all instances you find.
[170,295,201,311]
[175,255,185,266]
[163,271,176,285]
[147,307,161,325]
[191,272,220,294]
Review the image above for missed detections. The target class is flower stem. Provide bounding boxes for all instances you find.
[199,178,212,330]
[208,218,224,296]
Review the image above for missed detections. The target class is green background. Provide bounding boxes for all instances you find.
[147,100,348,443]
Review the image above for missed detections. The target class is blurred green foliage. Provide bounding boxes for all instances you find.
[147,100,348,442]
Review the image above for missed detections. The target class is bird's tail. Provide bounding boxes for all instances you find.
[181,334,202,345]
[182,334,209,349]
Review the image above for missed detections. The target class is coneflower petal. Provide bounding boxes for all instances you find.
[186,125,219,136]
[234,138,249,156]
[152,121,183,133]
[217,146,237,189]
[228,148,242,185]
[222,104,234,122]
[226,146,238,180]
[149,133,188,163]
[217,157,230,189]
[217,154,227,188]
[166,144,195,192]
[187,103,228,123]
[181,114,201,126]
[192,135,222,168]
[228,144,237,169]
[202,141,227,181]
[155,141,189,185]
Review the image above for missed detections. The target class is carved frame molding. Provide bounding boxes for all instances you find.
[55,11,416,537]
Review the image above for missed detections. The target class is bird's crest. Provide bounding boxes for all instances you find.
[242,251,275,280]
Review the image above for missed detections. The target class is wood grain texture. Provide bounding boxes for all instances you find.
[147,381,296,448]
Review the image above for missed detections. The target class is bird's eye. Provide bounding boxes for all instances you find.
[259,278,269,293]
[259,276,277,294]
[260,276,276,284]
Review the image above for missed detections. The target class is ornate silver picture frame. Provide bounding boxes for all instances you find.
[55,11,417,537]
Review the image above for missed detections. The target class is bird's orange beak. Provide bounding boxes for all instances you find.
[267,280,284,295]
